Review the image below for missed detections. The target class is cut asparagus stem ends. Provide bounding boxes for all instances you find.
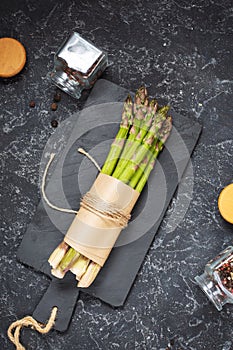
[48,241,69,269]
[70,255,90,280]
[59,247,79,272]
[63,252,80,273]
[51,268,66,279]
[77,261,101,288]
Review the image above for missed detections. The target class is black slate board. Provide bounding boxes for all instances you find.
[17,80,202,331]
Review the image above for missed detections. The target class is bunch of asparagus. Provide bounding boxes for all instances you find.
[48,87,172,288]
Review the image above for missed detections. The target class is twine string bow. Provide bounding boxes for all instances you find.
[7,307,58,350]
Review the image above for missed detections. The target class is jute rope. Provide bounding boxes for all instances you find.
[7,307,58,350]
[81,192,130,228]
[41,153,78,214]
[41,149,101,214]
[41,150,130,227]
[78,147,101,172]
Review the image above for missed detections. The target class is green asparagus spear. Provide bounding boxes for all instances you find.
[136,116,172,192]
[101,95,133,176]
[117,107,169,184]
[112,87,149,178]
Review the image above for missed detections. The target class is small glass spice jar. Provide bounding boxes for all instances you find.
[195,246,233,310]
[50,32,108,99]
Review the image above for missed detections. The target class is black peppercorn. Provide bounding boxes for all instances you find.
[51,120,58,128]
[54,92,61,102]
[51,103,57,111]
[29,100,35,108]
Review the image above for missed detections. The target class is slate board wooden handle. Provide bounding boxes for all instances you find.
[33,277,79,332]
[17,79,202,331]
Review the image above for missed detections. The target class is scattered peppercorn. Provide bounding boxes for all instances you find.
[170,339,175,346]
[54,92,61,102]
[29,100,35,108]
[51,103,57,111]
[51,120,58,128]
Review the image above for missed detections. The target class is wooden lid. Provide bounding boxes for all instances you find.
[218,184,233,224]
[0,37,26,78]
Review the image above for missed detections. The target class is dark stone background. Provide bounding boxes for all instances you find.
[0,0,232,349]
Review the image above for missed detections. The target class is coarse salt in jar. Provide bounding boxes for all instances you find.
[50,32,108,99]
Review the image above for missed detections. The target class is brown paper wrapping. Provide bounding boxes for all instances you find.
[64,173,140,266]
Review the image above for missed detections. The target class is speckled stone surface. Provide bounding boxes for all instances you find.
[0,1,233,349]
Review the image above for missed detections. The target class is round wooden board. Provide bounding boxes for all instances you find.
[218,183,233,224]
[0,37,26,78]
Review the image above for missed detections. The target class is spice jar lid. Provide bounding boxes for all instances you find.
[0,37,26,78]
[218,184,233,224]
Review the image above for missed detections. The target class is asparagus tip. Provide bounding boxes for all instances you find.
[159,105,170,114]
[149,99,156,107]
[160,116,173,143]
[125,94,132,103]
[144,96,149,107]
[135,86,148,105]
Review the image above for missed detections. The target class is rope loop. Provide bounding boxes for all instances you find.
[8,307,58,350]
[41,148,101,214]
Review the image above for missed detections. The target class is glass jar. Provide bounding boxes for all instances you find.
[195,246,233,310]
[50,32,108,99]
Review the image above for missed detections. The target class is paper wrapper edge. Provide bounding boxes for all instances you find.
[64,173,140,266]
